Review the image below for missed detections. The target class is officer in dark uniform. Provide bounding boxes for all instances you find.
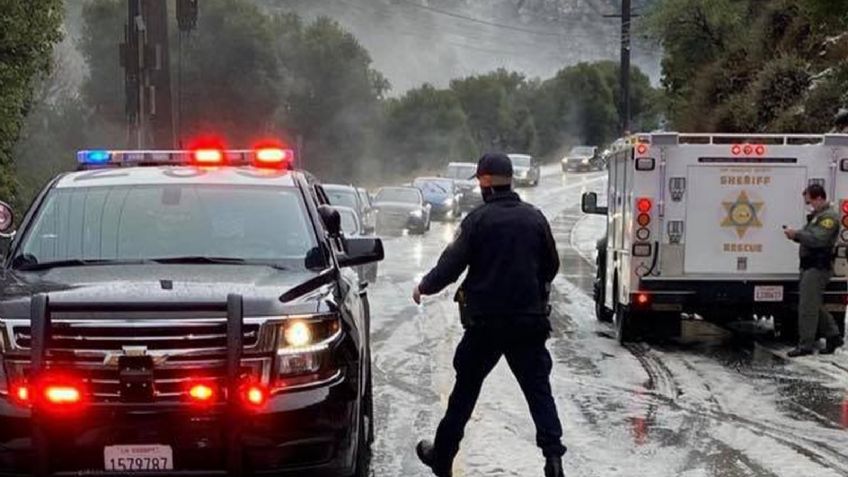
[412,152,566,477]
[783,183,845,357]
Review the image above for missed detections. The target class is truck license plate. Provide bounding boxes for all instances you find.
[104,445,173,471]
[754,286,784,302]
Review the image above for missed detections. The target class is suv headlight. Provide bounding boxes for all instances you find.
[274,315,341,389]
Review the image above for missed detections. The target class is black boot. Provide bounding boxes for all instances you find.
[821,336,845,355]
[416,440,451,477]
[787,347,814,357]
[545,456,564,477]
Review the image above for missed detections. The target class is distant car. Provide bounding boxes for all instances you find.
[356,187,377,233]
[446,162,483,212]
[373,186,431,235]
[508,154,540,187]
[413,177,461,221]
[562,146,601,172]
[325,184,375,235]
[336,205,379,283]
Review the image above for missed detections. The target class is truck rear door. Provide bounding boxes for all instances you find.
[684,163,805,275]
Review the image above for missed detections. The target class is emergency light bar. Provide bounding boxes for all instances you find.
[77,148,295,170]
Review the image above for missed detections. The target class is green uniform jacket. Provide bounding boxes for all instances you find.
[794,203,839,270]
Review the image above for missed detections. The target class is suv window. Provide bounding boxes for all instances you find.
[17,184,317,267]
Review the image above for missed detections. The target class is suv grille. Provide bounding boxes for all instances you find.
[6,318,272,402]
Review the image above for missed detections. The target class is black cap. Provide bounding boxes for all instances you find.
[476,152,513,178]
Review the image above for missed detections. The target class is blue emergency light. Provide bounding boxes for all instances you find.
[78,150,111,164]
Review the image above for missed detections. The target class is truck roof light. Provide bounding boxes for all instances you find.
[636,198,652,213]
[754,145,766,155]
[731,145,742,155]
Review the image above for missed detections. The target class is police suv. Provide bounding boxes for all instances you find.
[583,133,848,343]
[0,148,382,476]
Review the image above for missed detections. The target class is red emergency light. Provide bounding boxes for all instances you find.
[193,149,224,165]
[240,382,269,409]
[188,383,217,404]
[254,147,294,168]
[44,385,82,405]
[636,197,653,213]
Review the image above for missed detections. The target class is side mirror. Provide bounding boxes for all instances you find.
[318,205,341,238]
[0,201,15,237]
[581,192,608,215]
[338,237,384,268]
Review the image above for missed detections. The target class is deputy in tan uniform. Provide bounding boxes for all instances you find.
[783,184,845,357]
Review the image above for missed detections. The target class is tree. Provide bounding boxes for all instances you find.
[381,84,477,176]
[0,0,63,205]
[273,15,389,181]
[449,69,537,154]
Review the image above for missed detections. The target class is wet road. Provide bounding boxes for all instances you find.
[365,166,848,477]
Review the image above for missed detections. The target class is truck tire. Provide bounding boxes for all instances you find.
[615,302,638,344]
[594,243,613,323]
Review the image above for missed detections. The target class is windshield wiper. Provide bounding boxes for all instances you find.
[151,256,288,270]
[14,258,152,271]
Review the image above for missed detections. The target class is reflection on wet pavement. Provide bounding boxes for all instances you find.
[367,168,848,477]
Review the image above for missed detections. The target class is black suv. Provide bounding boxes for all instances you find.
[0,149,382,476]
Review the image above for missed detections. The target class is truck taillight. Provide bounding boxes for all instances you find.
[841,200,848,215]
[240,382,268,409]
[636,144,649,155]
[637,213,651,227]
[44,385,82,405]
[636,198,652,213]
[11,383,30,405]
[188,383,217,404]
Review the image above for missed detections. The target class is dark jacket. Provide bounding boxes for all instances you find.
[418,190,559,329]
[795,203,839,270]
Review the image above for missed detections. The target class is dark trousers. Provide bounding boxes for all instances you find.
[432,326,566,473]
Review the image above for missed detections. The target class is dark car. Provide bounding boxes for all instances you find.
[445,162,483,212]
[412,177,461,221]
[325,184,376,235]
[373,186,430,235]
[0,149,382,476]
[561,146,601,172]
[508,154,541,187]
[336,205,379,283]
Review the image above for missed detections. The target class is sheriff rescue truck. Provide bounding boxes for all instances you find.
[582,132,848,343]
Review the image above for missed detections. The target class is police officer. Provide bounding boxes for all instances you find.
[783,183,845,357]
[411,152,566,477]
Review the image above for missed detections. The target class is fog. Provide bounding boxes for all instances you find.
[258,0,662,94]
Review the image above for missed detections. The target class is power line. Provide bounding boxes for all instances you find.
[392,0,607,37]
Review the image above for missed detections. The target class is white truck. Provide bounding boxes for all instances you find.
[582,132,848,343]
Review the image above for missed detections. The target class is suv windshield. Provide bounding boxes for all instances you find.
[508,155,532,167]
[15,184,317,268]
[446,165,477,180]
[325,188,360,211]
[375,188,420,204]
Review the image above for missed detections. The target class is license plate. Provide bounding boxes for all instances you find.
[754,285,784,302]
[104,445,173,471]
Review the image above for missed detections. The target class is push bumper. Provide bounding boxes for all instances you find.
[0,375,356,476]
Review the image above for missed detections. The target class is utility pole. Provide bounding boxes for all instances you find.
[121,0,174,149]
[605,0,635,136]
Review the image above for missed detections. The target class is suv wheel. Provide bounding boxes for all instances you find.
[352,379,373,476]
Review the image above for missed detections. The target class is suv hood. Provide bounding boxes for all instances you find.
[0,264,333,318]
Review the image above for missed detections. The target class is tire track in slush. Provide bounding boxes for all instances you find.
[552,204,848,476]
